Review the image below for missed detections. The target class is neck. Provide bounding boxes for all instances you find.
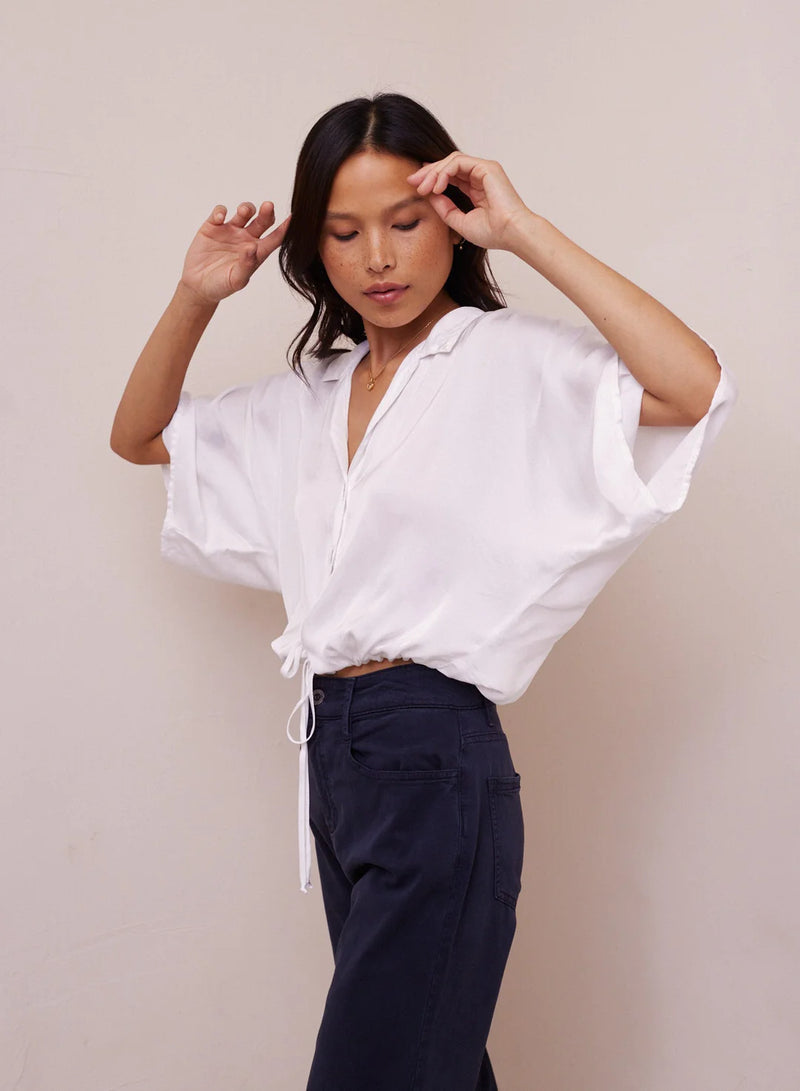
[363,295,459,368]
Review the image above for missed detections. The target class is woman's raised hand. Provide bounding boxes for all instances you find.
[179,201,292,305]
[407,155,530,253]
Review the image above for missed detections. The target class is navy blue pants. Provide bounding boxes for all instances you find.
[304,661,524,1091]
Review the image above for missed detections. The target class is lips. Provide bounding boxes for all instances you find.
[365,283,408,304]
[365,283,407,295]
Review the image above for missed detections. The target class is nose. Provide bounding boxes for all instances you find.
[365,229,395,274]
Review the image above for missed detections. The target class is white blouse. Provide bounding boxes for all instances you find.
[159,305,738,893]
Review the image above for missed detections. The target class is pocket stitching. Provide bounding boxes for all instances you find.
[488,774,523,909]
[349,701,483,721]
[347,704,462,781]
[346,750,460,781]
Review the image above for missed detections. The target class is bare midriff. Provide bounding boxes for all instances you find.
[322,657,414,678]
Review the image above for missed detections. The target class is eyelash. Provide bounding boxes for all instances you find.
[332,219,421,242]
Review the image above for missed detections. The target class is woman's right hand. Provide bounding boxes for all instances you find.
[178,201,292,305]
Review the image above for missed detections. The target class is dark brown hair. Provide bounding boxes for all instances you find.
[278,92,507,385]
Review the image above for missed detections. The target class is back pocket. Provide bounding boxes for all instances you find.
[488,774,524,908]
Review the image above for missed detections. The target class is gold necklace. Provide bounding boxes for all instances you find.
[364,313,443,391]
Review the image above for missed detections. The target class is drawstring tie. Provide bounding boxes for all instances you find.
[283,651,317,894]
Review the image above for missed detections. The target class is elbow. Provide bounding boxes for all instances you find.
[680,352,722,424]
[109,426,168,465]
[648,367,721,427]
[690,358,723,423]
[109,427,134,462]
[109,429,145,464]
[109,430,128,461]
[109,411,132,461]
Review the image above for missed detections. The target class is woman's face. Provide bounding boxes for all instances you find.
[318,149,461,333]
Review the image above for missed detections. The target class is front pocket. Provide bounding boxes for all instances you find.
[347,704,461,781]
[488,774,524,908]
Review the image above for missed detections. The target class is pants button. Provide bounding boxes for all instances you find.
[312,688,325,706]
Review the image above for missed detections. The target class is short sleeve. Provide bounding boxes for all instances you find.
[160,373,289,592]
[542,318,739,530]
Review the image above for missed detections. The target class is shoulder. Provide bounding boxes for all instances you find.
[459,306,565,352]
[467,307,618,371]
[453,307,573,373]
[233,351,362,432]
[246,360,326,408]
[219,367,296,416]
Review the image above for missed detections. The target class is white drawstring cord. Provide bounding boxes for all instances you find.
[284,656,317,893]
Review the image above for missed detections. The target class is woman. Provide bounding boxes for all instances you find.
[111,92,737,1090]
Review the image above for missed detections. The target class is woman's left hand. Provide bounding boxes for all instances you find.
[407,153,532,252]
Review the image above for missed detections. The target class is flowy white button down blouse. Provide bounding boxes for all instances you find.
[159,305,738,892]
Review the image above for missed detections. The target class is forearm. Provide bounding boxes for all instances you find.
[506,211,721,421]
[110,281,218,463]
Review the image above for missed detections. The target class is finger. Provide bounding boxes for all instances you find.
[431,160,475,195]
[228,201,257,228]
[208,204,227,225]
[244,200,277,238]
[406,161,434,184]
[415,164,455,195]
[228,250,259,293]
[413,153,481,195]
[254,214,292,264]
[426,192,467,234]
[409,161,451,191]
[408,149,461,175]
[407,151,465,187]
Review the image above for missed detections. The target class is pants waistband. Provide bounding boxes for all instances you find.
[310,662,490,721]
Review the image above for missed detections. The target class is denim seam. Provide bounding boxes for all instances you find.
[313,736,338,834]
[349,700,484,721]
[411,713,467,1090]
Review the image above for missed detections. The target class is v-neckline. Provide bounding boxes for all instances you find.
[346,355,405,470]
[330,305,474,482]
[336,343,421,480]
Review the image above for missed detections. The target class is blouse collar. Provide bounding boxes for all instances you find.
[317,306,486,383]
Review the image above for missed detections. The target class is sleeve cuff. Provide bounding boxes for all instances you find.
[159,390,192,547]
[593,342,739,522]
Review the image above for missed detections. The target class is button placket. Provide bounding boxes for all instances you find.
[329,478,351,573]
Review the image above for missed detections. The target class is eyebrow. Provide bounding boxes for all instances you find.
[324,195,426,222]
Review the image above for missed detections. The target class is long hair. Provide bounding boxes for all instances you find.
[278,92,507,385]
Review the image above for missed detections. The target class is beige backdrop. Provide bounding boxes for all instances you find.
[3,1,797,1088]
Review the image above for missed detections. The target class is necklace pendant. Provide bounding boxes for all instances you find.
[366,376,375,391]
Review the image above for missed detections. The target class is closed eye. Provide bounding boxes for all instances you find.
[332,219,421,242]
